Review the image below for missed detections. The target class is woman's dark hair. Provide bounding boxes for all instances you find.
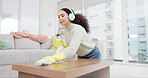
[61,8,90,33]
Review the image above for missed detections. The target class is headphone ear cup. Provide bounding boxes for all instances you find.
[69,13,75,21]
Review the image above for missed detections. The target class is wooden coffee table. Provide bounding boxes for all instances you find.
[12,59,114,78]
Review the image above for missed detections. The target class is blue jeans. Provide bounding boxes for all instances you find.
[78,46,101,59]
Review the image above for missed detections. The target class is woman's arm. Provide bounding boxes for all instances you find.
[62,27,84,58]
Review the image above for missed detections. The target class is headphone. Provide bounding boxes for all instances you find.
[65,7,75,21]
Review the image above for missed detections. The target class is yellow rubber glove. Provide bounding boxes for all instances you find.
[52,52,65,61]
[35,52,66,66]
[60,39,68,48]
[50,36,68,49]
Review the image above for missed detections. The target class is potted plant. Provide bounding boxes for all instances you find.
[138,53,146,62]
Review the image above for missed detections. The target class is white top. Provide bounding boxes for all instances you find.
[62,23,95,58]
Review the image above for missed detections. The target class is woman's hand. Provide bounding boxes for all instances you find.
[35,52,65,66]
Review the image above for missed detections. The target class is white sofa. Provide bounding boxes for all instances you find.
[0,34,56,78]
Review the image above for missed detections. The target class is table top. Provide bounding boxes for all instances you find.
[12,59,114,77]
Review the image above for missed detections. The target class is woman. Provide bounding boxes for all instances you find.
[35,7,101,66]
[58,7,101,59]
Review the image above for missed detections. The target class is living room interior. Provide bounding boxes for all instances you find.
[0,0,148,78]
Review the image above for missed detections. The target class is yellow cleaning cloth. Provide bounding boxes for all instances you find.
[50,36,68,49]
[36,52,65,63]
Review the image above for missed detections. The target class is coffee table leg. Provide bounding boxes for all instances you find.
[78,66,110,78]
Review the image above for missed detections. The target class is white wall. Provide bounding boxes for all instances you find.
[39,0,59,37]
[0,0,2,33]
[0,0,1,12]
[19,0,61,36]
[19,0,39,34]
[0,0,61,36]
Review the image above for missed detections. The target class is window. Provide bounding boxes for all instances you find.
[0,0,40,34]
[57,0,148,64]
[0,0,19,34]
[1,18,18,34]
[85,0,123,60]
[127,0,148,63]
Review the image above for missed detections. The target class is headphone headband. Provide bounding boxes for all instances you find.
[61,7,75,21]
[66,7,74,14]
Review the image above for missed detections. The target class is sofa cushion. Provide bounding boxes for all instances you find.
[0,39,14,50]
[40,38,52,49]
[28,49,56,62]
[0,34,15,48]
[15,38,40,49]
[0,50,30,65]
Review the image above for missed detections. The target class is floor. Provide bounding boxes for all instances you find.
[110,63,148,78]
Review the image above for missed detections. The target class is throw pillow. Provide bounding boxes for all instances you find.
[0,39,14,50]
[50,36,68,49]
